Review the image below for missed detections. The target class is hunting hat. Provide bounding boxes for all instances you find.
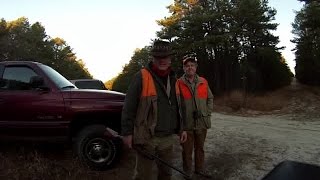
[182,55,197,65]
[151,40,174,57]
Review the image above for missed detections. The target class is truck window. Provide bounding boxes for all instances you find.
[75,80,107,90]
[1,66,37,90]
[39,64,75,89]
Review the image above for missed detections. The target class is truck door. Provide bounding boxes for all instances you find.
[0,65,66,139]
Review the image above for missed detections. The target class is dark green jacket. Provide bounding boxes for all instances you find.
[121,63,181,144]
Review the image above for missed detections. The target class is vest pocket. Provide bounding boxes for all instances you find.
[135,98,152,126]
[148,98,158,136]
[134,97,158,144]
[201,110,211,129]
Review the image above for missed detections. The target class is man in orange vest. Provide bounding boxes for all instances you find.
[121,40,187,180]
[176,56,214,178]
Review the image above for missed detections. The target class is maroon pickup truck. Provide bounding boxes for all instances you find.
[0,61,125,170]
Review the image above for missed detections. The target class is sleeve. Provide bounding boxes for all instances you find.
[120,71,142,136]
[176,79,187,132]
[207,85,214,115]
[176,79,186,133]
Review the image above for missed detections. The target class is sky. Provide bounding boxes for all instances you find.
[1,0,304,82]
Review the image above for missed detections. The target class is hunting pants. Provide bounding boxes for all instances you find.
[133,135,174,180]
[181,129,207,174]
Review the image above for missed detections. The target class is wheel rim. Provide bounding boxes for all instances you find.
[84,137,115,164]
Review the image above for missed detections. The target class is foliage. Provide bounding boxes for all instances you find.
[105,77,116,90]
[112,47,151,93]
[0,17,92,79]
[298,0,314,4]
[292,1,320,85]
[156,0,292,94]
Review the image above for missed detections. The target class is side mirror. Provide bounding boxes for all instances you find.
[30,76,49,90]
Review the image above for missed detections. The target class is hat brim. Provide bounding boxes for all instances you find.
[151,52,175,57]
[183,58,197,65]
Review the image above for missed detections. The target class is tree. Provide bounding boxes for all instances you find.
[157,0,292,94]
[112,47,151,93]
[0,17,92,79]
[47,37,92,79]
[298,0,315,4]
[105,77,116,90]
[292,1,320,85]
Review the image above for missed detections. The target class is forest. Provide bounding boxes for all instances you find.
[1,0,319,95]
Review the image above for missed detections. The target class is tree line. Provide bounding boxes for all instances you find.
[293,0,320,85]
[113,0,299,94]
[1,0,319,92]
[0,17,92,79]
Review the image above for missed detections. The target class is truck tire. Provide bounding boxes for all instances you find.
[74,124,122,170]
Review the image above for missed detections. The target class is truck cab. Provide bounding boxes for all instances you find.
[0,61,125,170]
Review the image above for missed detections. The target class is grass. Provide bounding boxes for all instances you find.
[0,142,132,180]
[0,140,261,180]
[214,89,292,113]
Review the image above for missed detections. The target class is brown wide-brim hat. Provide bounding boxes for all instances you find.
[151,40,175,57]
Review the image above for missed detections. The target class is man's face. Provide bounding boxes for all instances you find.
[153,56,171,70]
[183,61,197,76]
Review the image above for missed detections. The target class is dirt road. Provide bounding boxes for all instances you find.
[1,79,320,179]
[1,112,319,180]
[193,112,320,180]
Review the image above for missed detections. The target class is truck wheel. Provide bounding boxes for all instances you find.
[74,125,122,170]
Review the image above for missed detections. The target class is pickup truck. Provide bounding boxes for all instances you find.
[0,61,125,170]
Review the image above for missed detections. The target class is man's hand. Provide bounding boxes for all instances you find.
[179,131,187,144]
[122,135,133,149]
